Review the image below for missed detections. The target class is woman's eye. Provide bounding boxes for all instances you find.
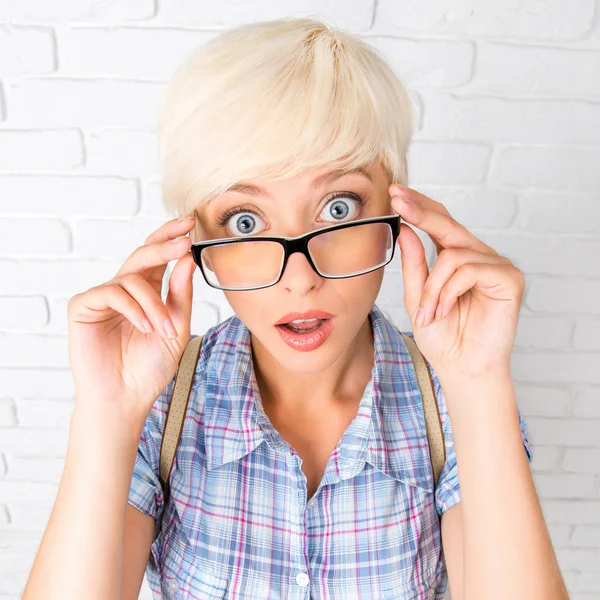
[320,196,360,222]
[227,211,266,236]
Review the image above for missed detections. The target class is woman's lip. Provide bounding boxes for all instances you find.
[275,318,334,352]
[275,310,335,325]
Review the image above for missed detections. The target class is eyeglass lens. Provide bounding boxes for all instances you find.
[200,222,394,290]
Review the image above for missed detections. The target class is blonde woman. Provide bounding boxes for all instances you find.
[23,18,568,600]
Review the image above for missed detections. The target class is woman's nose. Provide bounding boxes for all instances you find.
[278,251,323,294]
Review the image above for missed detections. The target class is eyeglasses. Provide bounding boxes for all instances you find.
[190,214,401,291]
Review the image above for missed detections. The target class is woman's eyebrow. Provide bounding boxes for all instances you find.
[224,166,373,199]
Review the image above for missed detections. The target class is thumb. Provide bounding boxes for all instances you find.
[397,223,429,325]
[165,252,195,339]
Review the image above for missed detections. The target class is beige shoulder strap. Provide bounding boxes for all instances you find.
[158,335,204,508]
[401,333,446,490]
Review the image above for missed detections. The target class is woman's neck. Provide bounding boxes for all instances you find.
[251,315,375,416]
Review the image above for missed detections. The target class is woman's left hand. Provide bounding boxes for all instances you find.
[390,183,525,379]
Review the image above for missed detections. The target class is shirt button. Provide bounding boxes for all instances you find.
[167,577,179,592]
[296,572,310,587]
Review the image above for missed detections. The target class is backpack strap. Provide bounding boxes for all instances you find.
[154,334,204,541]
[401,333,446,491]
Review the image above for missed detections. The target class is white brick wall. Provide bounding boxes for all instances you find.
[0,1,598,598]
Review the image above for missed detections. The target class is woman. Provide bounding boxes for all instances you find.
[23,17,568,600]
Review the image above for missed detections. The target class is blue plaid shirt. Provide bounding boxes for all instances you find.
[128,302,532,599]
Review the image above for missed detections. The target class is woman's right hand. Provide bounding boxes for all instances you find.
[67,215,197,424]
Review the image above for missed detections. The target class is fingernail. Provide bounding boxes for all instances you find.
[177,215,194,222]
[164,318,177,339]
[171,235,186,243]
[415,306,425,326]
[141,315,154,333]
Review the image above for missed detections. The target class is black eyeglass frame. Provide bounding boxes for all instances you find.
[190,213,402,291]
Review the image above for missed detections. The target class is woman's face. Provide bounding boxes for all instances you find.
[197,162,393,373]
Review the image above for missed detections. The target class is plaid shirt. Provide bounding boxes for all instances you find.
[128,302,532,599]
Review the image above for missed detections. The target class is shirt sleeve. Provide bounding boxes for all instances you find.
[425,361,533,518]
[127,378,174,521]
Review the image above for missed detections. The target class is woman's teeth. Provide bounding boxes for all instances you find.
[284,318,325,333]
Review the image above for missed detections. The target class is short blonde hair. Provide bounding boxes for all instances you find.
[158,17,415,217]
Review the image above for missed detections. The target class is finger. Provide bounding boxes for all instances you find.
[418,249,512,327]
[390,184,452,217]
[436,263,525,321]
[391,190,498,257]
[114,273,178,340]
[144,215,195,246]
[115,231,192,285]
[68,285,153,335]
[165,252,196,338]
[397,221,429,325]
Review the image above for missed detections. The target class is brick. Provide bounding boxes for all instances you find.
[518,191,600,234]
[529,446,562,472]
[492,146,600,193]
[511,352,600,384]
[562,449,600,475]
[0,176,138,216]
[372,0,595,41]
[0,0,155,21]
[533,473,596,499]
[45,298,69,334]
[0,428,68,456]
[0,259,121,295]
[85,129,159,176]
[62,27,215,79]
[514,316,573,351]
[1,504,51,530]
[556,548,600,573]
[573,319,600,351]
[0,219,70,256]
[5,456,64,483]
[515,386,573,418]
[526,278,600,315]
[0,26,55,76]
[0,481,58,506]
[472,43,600,97]
[542,500,600,526]
[142,179,171,219]
[190,300,220,335]
[573,390,600,419]
[473,232,600,276]
[524,417,600,447]
[0,130,83,170]
[0,369,74,398]
[0,454,6,478]
[0,504,9,526]
[366,38,473,88]
[0,296,48,330]
[157,0,375,31]
[15,399,74,428]
[572,526,600,548]
[546,523,573,547]
[421,94,600,146]
[406,184,517,230]
[72,217,165,259]
[0,399,18,427]
[0,334,67,367]
[6,79,164,128]
[408,141,492,185]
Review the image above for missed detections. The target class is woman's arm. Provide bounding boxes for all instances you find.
[22,402,146,600]
[439,368,569,600]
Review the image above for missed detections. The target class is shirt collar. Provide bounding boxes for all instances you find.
[201,303,433,493]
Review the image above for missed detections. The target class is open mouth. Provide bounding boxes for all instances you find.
[275,317,334,351]
[279,318,328,334]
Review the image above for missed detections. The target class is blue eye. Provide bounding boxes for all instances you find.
[216,207,266,237]
[320,193,363,222]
